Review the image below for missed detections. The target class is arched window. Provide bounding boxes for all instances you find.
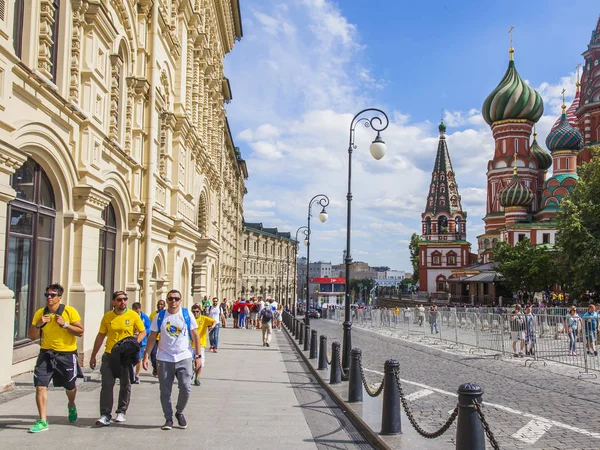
[438,216,448,233]
[98,203,117,311]
[425,217,431,234]
[455,216,461,233]
[436,275,447,292]
[6,159,56,343]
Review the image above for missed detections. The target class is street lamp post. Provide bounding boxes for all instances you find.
[294,226,309,316]
[342,108,389,378]
[305,194,330,329]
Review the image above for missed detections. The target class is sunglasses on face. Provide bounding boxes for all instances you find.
[167,297,181,302]
[192,310,201,314]
[44,293,58,298]
[115,297,128,302]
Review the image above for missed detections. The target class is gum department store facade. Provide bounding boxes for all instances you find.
[0,0,296,390]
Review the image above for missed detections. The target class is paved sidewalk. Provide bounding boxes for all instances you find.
[0,323,371,449]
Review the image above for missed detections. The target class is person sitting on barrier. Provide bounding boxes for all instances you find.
[565,306,582,356]
[583,304,598,357]
[524,305,536,356]
[510,305,526,357]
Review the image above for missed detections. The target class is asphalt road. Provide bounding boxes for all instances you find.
[308,318,600,450]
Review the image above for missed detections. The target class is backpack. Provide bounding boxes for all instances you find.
[262,309,273,323]
[156,308,192,342]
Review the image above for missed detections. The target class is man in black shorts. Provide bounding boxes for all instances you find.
[28,283,84,433]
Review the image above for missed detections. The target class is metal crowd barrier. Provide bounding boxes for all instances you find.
[327,306,600,378]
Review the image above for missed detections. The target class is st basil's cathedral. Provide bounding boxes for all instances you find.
[419,16,600,298]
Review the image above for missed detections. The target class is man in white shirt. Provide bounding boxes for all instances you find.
[208,297,224,352]
[143,289,201,431]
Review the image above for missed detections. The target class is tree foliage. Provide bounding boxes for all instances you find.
[409,233,420,282]
[349,278,376,302]
[492,239,557,298]
[556,146,600,297]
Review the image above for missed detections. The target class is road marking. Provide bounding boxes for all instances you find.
[363,367,600,439]
[405,389,434,401]
[512,419,553,444]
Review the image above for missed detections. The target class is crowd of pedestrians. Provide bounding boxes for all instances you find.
[26,283,280,433]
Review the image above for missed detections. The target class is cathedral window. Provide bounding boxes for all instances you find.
[440,184,446,193]
[447,252,457,266]
[439,198,446,207]
[425,217,431,234]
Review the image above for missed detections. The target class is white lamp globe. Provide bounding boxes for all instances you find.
[369,134,387,160]
[304,238,309,246]
[318,208,328,223]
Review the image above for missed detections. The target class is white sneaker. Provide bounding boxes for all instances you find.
[114,412,126,423]
[96,415,110,426]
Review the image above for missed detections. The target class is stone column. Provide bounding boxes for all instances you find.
[69,186,110,364]
[0,142,27,391]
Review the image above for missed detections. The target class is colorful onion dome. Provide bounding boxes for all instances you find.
[551,89,579,131]
[545,106,583,152]
[530,131,552,170]
[482,53,544,126]
[499,171,534,208]
[438,119,446,133]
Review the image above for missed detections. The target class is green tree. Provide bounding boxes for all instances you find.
[409,233,420,282]
[555,146,600,297]
[493,239,557,299]
[349,278,376,303]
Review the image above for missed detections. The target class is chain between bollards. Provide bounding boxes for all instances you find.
[473,399,501,450]
[357,353,384,397]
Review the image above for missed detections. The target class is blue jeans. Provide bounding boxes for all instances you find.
[430,320,439,334]
[568,329,578,353]
[209,324,220,348]
[239,313,246,328]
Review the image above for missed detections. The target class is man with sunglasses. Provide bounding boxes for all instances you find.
[143,290,201,430]
[90,290,146,426]
[28,283,84,433]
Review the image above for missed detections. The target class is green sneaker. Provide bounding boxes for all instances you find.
[68,405,78,423]
[29,419,49,433]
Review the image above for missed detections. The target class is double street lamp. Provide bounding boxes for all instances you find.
[305,194,329,331]
[342,108,388,378]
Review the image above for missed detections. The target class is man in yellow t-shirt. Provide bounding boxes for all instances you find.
[149,299,166,377]
[27,283,84,433]
[190,303,216,386]
[90,290,145,426]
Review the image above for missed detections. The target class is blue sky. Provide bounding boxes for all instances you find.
[223,0,600,272]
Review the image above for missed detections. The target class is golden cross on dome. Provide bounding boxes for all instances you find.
[576,63,581,91]
[509,26,515,60]
[561,88,567,113]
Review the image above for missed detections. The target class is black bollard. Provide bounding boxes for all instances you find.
[310,330,318,359]
[456,383,485,450]
[380,359,401,435]
[348,348,363,403]
[318,335,328,370]
[293,317,297,335]
[299,323,304,345]
[304,325,310,351]
[329,342,342,384]
[295,320,301,340]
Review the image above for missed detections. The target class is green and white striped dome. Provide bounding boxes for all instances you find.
[499,172,534,208]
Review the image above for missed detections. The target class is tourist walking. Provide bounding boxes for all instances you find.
[90,290,146,426]
[143,289,201,430]
[524,305,536,356]
[189,304,216,386]
[565,306,582,356]
[429,305,439,334]
[149,299,166,376]
[418,304,426,326]
[260,305,274,347]
[27,283,84,433]
[510,305,526,357]
[132,302,152,383]
[583,304,598,356]
[208,297,224,352]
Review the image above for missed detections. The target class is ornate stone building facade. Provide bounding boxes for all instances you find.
[0,0,246,389]
[241,222,297,307]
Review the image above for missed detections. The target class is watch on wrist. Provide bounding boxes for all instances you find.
[195,355,202,359]
[62,322,70,328]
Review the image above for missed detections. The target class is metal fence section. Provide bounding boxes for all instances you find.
[324,306,600,378]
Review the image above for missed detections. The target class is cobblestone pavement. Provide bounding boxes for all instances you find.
[309,319,600,450]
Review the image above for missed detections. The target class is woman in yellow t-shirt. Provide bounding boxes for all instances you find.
[190,303,216,385]
[149,299,166,376]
